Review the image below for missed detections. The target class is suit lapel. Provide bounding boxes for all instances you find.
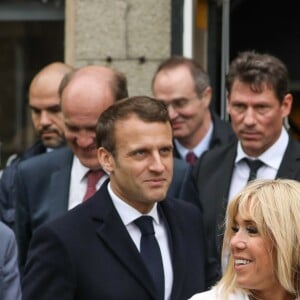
[173,142,181,160]
[277,138,300,178]
[208,144,236,223]
[211,145,237,252]
[90,186,158,300]
[218,145,236,201]
[158,201,187,300]
[47,150,73,219]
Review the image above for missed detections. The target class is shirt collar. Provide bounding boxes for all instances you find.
[235,127,289,169]
[72,156,90,182]
[174,122,214,158]
[107,182,160,226]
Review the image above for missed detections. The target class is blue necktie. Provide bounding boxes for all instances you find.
[134,216,165,300]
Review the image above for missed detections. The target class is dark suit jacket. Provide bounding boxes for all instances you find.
[0,140,46,228]
[15,147,199,269]
[173,111,236,160]
[192,138,300,272]
[22,181,218,300]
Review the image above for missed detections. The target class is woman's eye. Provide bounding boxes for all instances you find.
[231,226,239,233]
[246,226,258,234]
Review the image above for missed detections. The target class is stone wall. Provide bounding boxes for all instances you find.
[65,0,171,96]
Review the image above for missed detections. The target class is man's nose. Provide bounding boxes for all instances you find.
[76,133,94,148]
[243,108,256,125]
[167,104,179,120]
[149,152,165,172]
[40,111,51,126]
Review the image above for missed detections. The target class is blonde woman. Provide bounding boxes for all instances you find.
[190,179,300,300]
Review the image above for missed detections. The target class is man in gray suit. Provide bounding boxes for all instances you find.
[0,221,21,300]
[192,51,300,274]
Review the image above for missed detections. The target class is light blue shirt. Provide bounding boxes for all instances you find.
[174,122,214,159]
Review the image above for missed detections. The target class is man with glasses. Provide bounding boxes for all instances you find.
[152,56,235,166]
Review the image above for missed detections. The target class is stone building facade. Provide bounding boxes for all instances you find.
[65,0,171,97]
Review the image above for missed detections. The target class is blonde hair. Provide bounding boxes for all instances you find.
[218,179,300,299]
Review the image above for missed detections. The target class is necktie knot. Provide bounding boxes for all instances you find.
[186,151,197,166]
[134,216,155,236]
[87,170,103,187]
[83,170,105,201]
[243,158,264,182]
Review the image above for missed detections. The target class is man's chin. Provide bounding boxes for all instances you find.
[78,157,101,170]
[147,189,168,202]
[42,137,65,148]
[173,130,187,139]
[241,142,263,157]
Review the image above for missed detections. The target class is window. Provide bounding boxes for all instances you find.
[0,0,64,167]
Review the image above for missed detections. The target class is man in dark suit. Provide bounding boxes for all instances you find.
[15,65,196,271]
[152,56,235,165]
[22,96,218,300]
[0,62,73,228]
[192,51,300,273]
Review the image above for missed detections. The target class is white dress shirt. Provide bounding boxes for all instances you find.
[223,128,289,272]
[108,183,173,300]
[228,127,289,201]
[174,122,214,159]
[68,156,108,210]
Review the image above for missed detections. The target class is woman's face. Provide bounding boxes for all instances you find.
[230,212,279,295]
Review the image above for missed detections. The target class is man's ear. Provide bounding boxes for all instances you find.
[281,92,293,118]
[97,147,114,173]
[201,86,212,108]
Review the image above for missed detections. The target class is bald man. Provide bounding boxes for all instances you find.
[15,65,129,268]
[0,62,73,228]
[29,62,73,149]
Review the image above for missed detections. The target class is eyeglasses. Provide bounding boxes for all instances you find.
[161,96,200,110]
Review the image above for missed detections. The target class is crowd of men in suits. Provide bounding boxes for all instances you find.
[0,50,299,300]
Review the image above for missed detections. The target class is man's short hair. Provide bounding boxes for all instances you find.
[152,56,210,98]
[96,96,170,155]
[226,51,289,103]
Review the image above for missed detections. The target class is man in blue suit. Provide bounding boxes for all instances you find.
[15,66,197,271]
[15,65,128,269]
[22,96,218,300]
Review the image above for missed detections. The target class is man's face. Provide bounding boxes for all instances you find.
[29,84,65,148]
[98,115,173,213]
[153,65,211,146]
[61,80,115,170]
[227,80,292,157]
